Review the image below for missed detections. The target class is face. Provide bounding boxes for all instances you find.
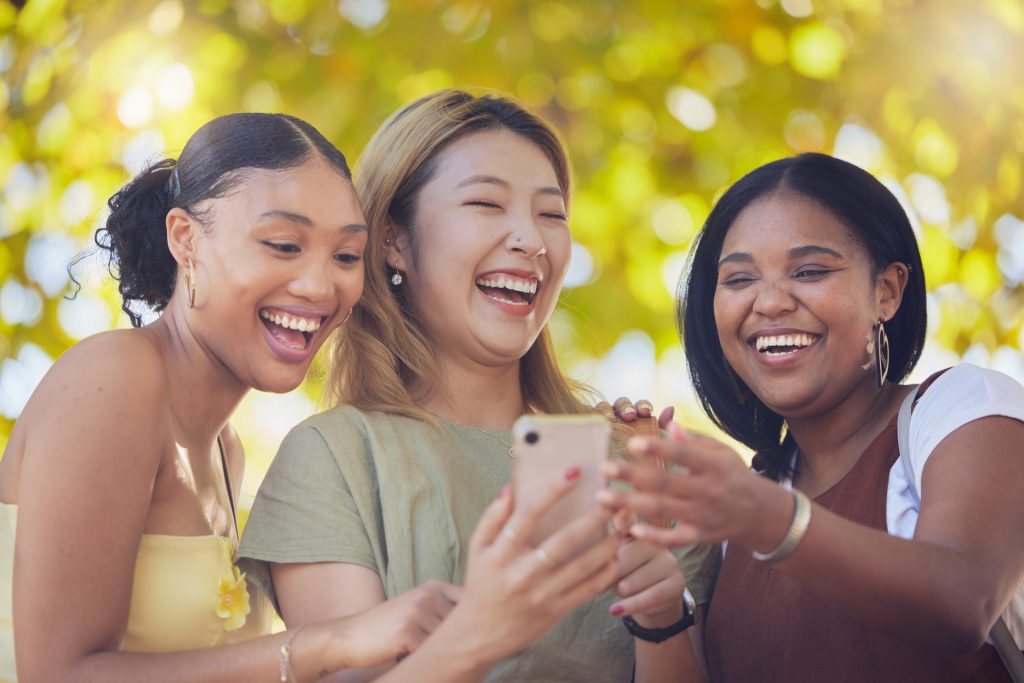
[713,192,901,418]
[179,158,366,393]
[389,128,571,367]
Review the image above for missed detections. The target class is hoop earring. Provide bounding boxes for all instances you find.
[875,320,890,387]
[337,308,353,327]
[186,259,196,308]
[391,271,403,286]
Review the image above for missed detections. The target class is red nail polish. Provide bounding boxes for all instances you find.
[564,465,581,481]
[610,604,624,616]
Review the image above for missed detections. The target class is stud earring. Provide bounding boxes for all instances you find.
[391,271,403,286]
[186,259,196,308]
[875,319,890,387]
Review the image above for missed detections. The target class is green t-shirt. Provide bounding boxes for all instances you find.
[238,405,715,683]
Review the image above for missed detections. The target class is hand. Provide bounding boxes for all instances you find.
[597,397,675,429]
[598,422,775,548]
[608,514,686,629]
[322,579,462,668]
[443,468,620,665]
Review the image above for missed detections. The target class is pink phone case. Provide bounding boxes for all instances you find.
[511,414,610,547]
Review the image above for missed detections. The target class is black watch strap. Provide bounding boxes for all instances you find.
[621,593,695,643]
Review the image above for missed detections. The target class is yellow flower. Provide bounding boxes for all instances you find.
[215,538,250,631]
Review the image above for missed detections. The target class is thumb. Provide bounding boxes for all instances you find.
[470,485,513,551]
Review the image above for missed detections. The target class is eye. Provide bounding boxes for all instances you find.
[793,268,832,280]
[720,273,757,287]
[541,211,568,221]
[263,241,300,254]
[465,200,502,209]
[335,252,362,265]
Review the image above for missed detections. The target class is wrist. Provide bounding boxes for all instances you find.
[420,604,504,676]
[294,622,341,680]
[743,477,797,554]
[632,601,685,630]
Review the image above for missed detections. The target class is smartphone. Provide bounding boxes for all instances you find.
[511,414,611,548]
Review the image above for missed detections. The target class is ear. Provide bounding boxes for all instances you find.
[877,262,909,322]
[166,208,199,267]
[382,219,411,272]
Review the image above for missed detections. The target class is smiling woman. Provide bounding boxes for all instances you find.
[0,113,464,683]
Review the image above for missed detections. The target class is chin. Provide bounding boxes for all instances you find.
[249,370,308,394]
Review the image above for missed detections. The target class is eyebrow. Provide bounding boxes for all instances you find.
[256,210,367,234]
[455,174,564,199]
[718,244,845,267]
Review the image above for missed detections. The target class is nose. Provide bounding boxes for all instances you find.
[751,278,798,317]
[505,215,547,259]
[287,257,336,303]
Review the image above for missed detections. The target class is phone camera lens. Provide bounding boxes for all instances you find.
[525,431,539,445]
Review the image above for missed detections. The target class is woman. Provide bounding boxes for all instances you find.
[0,113,468,682]
[602,152,1024,681]
[238,90,708,682]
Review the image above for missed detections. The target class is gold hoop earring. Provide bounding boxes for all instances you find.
[875,320,890,387]
[186,259,196,308]
[337,308,353,327]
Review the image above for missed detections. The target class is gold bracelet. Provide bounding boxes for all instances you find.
[752,488,811,563]
[279,624,307,683]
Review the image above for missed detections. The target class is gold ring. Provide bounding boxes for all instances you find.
[534,546,555,568]
[501,526,521,542]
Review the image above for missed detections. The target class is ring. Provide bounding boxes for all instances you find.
[501,526,521,542]
[534,546,555,568]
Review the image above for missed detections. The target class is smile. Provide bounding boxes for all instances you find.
[753,333,819,357]
[474,273,538,307]
[259,308,326,351]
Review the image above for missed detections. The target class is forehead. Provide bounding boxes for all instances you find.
[721,192,860,257]
[221,160,359,216]
[431,128,560,188]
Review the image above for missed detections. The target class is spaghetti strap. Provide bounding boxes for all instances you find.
[216,435,238,542]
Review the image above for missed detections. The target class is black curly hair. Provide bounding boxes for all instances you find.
[95,113,352,327]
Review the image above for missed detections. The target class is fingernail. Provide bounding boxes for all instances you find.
[564,465,581,481]
[610,604,625,616]
[595,489,615,504]
[600,462,619,477]
[498,484,510,498]
[623,407,636,417]
[629,523,647,538]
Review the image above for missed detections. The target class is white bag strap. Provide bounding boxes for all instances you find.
[896,383,1024,681]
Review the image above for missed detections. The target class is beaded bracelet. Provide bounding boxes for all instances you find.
[279,624,307,683]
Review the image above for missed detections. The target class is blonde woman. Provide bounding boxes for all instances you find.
[238,90,708,682]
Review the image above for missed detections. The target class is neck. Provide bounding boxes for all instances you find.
[145,306,249,447]
[418,353,525,430]
[785,374,904,493]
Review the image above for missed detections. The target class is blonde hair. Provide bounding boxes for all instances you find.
[324,89,598,420]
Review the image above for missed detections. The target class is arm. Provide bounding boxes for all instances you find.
[603,419,1024,653]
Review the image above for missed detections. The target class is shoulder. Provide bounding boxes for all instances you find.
[287,404,430,452]
[24,329,169,424]
[918,364,1024,417]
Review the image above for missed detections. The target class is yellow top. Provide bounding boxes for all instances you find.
[0,503,270,682]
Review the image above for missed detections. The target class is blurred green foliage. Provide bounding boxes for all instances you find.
[2,0,1024,481]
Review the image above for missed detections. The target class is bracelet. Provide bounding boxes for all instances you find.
[752,488,811,563]
[621,590,696,643]
[279,624,307,683]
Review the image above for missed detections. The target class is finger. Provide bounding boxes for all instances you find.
[470,486,513,551]
[595,401,614,420]
[421,579,462,615]
[554,552,621,616]
[613,547,677,598]
[546,531,620,597]
[507,466,583,542]
[611,508,637,537]
[601,460,702,498]
[628,431,724,472]
[658,406,675,430]
[611,537,653,581]
[610,573,685,618]
[597,489,693,525]
[613,396,638,421]
[630,521,703,547]
[529,506,614,572]
[635,399,654,418]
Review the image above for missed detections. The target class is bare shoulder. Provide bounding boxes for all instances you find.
[19,329,171,450]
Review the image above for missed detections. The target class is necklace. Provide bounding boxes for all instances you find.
[472,426,515,459]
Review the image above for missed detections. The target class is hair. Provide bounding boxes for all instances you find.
[680,152,927,481]
[325,88,598,419]
[95,112,352,327]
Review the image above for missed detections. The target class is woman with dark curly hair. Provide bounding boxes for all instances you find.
[0,113,474,682]
[603,153,1024,681]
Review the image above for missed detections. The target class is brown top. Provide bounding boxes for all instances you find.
[703,393,1011,682]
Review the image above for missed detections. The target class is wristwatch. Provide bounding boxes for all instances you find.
[621,589,696,643]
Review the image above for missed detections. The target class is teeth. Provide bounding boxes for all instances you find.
[261,310,322,333]
[755,334,814,352]
[475,275,539,295]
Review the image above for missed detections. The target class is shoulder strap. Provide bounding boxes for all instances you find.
[896,373,1024,680]
[217,435,239,543]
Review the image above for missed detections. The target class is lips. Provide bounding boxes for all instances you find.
[258,307,330,360]
[474,272,540,307]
